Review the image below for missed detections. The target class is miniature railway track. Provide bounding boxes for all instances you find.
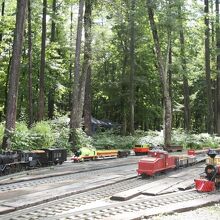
[0,164,207,220]
[2,188,213,220]
[0,163,137,192]
[1,178,150,220]
[47,190,210,220]
[0,154,211,220]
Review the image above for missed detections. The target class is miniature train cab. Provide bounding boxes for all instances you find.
[137,150,176,176]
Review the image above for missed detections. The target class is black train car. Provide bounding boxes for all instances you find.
[43,148,67,165]
[31,150,49,166]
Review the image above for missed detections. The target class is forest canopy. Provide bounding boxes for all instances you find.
[0,0,220,149]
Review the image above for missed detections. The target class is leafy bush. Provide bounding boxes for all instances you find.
[0,123,4,144]
[185,133,220,149]
[48,116,71,151]
[11,122,31,150]
[92,130,136,149]
[1,116,219,152]
[133,129,220,150]
[74,128,93,147]
[30,121,55,149]
[135,130,164,147]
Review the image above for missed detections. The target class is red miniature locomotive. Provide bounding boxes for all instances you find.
[137,150,177,176]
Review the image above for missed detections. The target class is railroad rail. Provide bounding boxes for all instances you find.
[0,164,208,220]
[45,190,216,220]
[0,163,138,192]
[0,178,151,220]
[0,151,214,220]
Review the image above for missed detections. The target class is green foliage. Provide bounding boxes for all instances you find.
[2,117,219,152]
[135,130,164,147]
[30,121,55,149]
[49,116,71,152]
[0,123,4,144]
[11,122,30,150]
[184,133,220,149]
[92,130,136,149]
[74,128,93,147]
[9,121,55,150]
[133,129,220,150]
[0,0,219,149]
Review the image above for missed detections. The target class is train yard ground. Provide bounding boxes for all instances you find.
[0,152,219,220]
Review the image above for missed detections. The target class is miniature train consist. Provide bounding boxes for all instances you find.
[0,148,67,175]
[137,149,196,177]
[133,144,183,156]
[71,147,130,162]
[194,149,220,192]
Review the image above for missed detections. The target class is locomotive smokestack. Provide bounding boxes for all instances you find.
[207,149,217,159]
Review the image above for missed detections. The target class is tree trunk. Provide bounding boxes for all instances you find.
[121,53,128,135]
[179,5,190,132]
[38,0,47,121]
[83,0,92,136]
[216,0,220,135]
[146,0,172,146]
[2,0,27,149]
[48,0,56,119]
[78,0,91,123]
[204,0,214,134]
[69,5,74,111]
[27,0,33,127]
[3,57,11,117]
[1,0,6,121]
[0,0,5,41]
[129,0,135,135]
[69,0,84,148]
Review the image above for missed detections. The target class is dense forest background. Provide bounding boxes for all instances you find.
[0,0,220,150]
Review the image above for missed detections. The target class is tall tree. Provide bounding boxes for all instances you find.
[1,0,8,121]
[48,0,56,119]
[129,0,135,134]
[69,0,84,148]
[68,5,74,111]
[179,4,190,132]
[2,0,27,149]
[27,0,34,127]
[204,0,214,134]
[83,0,92,136]
[216,0,220,135]
[38,0,47,121]
[146,0,172,146]
[0,0,5,41]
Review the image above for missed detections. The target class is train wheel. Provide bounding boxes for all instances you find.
[141,173,148,178]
